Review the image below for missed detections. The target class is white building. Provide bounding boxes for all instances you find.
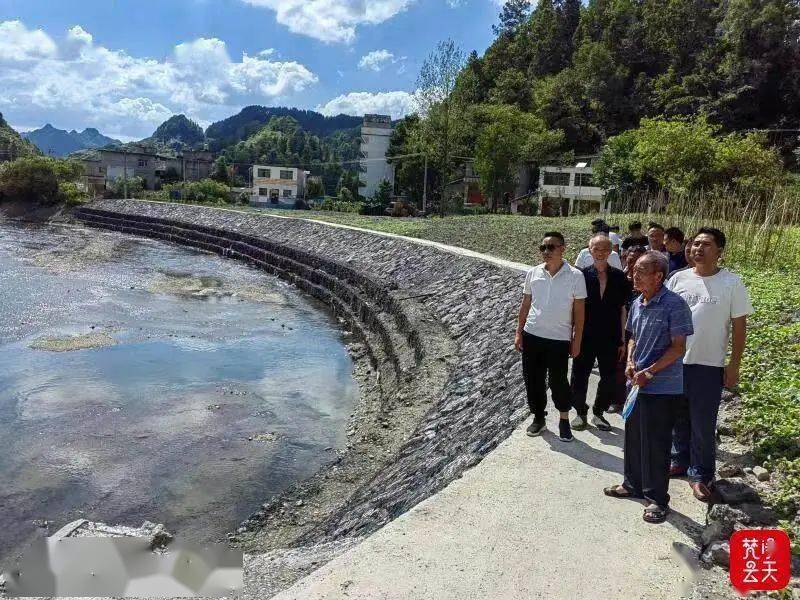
[250,165,309,208]
[537,159,605,215]
[359,114,395,199]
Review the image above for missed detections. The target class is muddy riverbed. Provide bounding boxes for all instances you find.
[0,221,359,568]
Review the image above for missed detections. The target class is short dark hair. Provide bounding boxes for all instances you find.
[629,221,642,231]
[665,227,685,244]
[695,226,726,249]
[543,231,565,245]
[648,222,665,232]
[591,218,606,227]
[609,224,620,232]
[599,223,611,234]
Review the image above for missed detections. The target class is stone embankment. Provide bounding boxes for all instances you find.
[73,199,529,584]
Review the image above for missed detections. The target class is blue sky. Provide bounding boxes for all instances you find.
[0,0,501,139]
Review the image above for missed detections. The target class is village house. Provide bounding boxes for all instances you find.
[359,114,395,199]
[250,165,309,208]
[537,156,605,216]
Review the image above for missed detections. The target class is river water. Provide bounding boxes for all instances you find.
[0,221,359,567]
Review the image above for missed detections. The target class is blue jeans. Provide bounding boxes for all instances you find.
[671,364,724,484]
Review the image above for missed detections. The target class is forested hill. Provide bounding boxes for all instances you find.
[455,0,800,154]
[205,106,362,151]
[0,113,40,160]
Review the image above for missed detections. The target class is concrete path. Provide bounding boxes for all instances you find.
[272,408,708,600]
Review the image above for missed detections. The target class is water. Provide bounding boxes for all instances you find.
[0,221,359,567]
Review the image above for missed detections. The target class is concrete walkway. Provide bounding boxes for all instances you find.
[272,407,708,600]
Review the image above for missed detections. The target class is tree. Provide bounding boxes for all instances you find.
[0,156,60,204]
[473,104,564,211]
[493,0,532,36]
[305,177,325,199]
[211,156,231,184]
[416,38,466,215]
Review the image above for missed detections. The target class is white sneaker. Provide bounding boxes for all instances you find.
[591,414,613,431]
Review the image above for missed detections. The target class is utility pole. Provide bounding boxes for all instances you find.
[422,154,428,215]
[123,149,128,199]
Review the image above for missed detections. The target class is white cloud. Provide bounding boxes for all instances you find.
[317,91,415,120]
[240,0,415,43]
[0,20,58,62]
[0,21,318,138]
[358,49,395,72]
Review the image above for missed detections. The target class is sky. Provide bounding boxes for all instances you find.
[0,0,502,140]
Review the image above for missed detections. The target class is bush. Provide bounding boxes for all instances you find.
[164,179,229,204]
[316,197,363,213]
[461,204,489,216]
[107,175,145,198]
[0,156,60,205]
[59,181,89,206]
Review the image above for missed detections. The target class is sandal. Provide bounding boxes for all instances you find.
[643,504,669,524]
[690,481,712,502]
[604,485,634,498]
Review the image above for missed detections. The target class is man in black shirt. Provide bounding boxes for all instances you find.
[571,235,632,430]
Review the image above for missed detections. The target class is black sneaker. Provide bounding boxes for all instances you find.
[526,418,546,437]
[591,414,613,431]
[558,418,573,442]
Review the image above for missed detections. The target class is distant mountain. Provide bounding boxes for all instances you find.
[142,115,205,151]
[22,124,120,157]
[205,106,363,151]
[0,113,40,160]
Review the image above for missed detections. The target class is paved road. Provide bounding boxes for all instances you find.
[272,406,709,600]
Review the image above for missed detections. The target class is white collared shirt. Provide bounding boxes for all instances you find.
[574,247,623,270]
[522,260,588,341]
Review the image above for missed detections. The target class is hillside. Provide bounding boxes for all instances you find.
[22,124,120,157]
[0,113,40,161]
[221,115,360,194]
[137,114,206,153]
[205,106,362,151]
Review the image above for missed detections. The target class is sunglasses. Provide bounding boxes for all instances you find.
[539,243,561,252]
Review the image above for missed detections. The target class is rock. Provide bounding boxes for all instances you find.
[717,463,743,478]
[701,541,730,568]
[752,466,770,481]
[295,500,304,507]
[737,502,779,525]
[715,478,760,505]
[32,518,49,528]
[703,504,750,545]
[743,467,754,475]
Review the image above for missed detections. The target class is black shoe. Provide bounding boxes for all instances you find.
[570,414,588,431]
[526,418,546,437]
[558,418,573,442]
[591,414,613,431]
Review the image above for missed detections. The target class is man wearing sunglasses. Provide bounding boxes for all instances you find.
[515,232,587,442]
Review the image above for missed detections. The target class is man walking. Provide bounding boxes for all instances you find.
[571,235,631,431]
[667,227,753,501]
[604,252,693,524]
[515,232,587,442]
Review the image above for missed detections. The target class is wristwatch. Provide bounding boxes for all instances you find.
[643,370,655,380]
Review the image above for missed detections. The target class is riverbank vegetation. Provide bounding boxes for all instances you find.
[0,156,88,206]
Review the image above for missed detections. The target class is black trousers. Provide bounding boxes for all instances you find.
[521,331,571,420]
[623,392,679,508]
[570,339,619,416]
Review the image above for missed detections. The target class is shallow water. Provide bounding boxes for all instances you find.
[0,221,358,567]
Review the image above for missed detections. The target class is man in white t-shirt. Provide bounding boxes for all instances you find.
[575,245,623,270]
[666,226,753,501]
[515,231,587,442]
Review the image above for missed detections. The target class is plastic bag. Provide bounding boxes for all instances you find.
[622,385,639,421]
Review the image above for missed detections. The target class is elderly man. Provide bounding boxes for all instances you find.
[667,227,753,501]
[604,251,693,524]
[515,232,587,442]
[570,235,631,431]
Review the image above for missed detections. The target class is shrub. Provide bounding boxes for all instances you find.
[0,156,60,205]
[59,181,89,206]
[107,175,145,198]
[462,204,489,216]
[164,179,229,204]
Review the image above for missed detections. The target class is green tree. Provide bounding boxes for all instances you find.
[493,0,532,36]
[0,156,60,204]
[473,104,564,211]
[416,38,466,215]
[211,156,231,184]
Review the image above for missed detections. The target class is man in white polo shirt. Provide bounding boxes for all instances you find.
[667,226,753,501]
[515,231,587,442]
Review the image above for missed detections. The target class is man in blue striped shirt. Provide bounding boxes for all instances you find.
[603,251,694,524]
